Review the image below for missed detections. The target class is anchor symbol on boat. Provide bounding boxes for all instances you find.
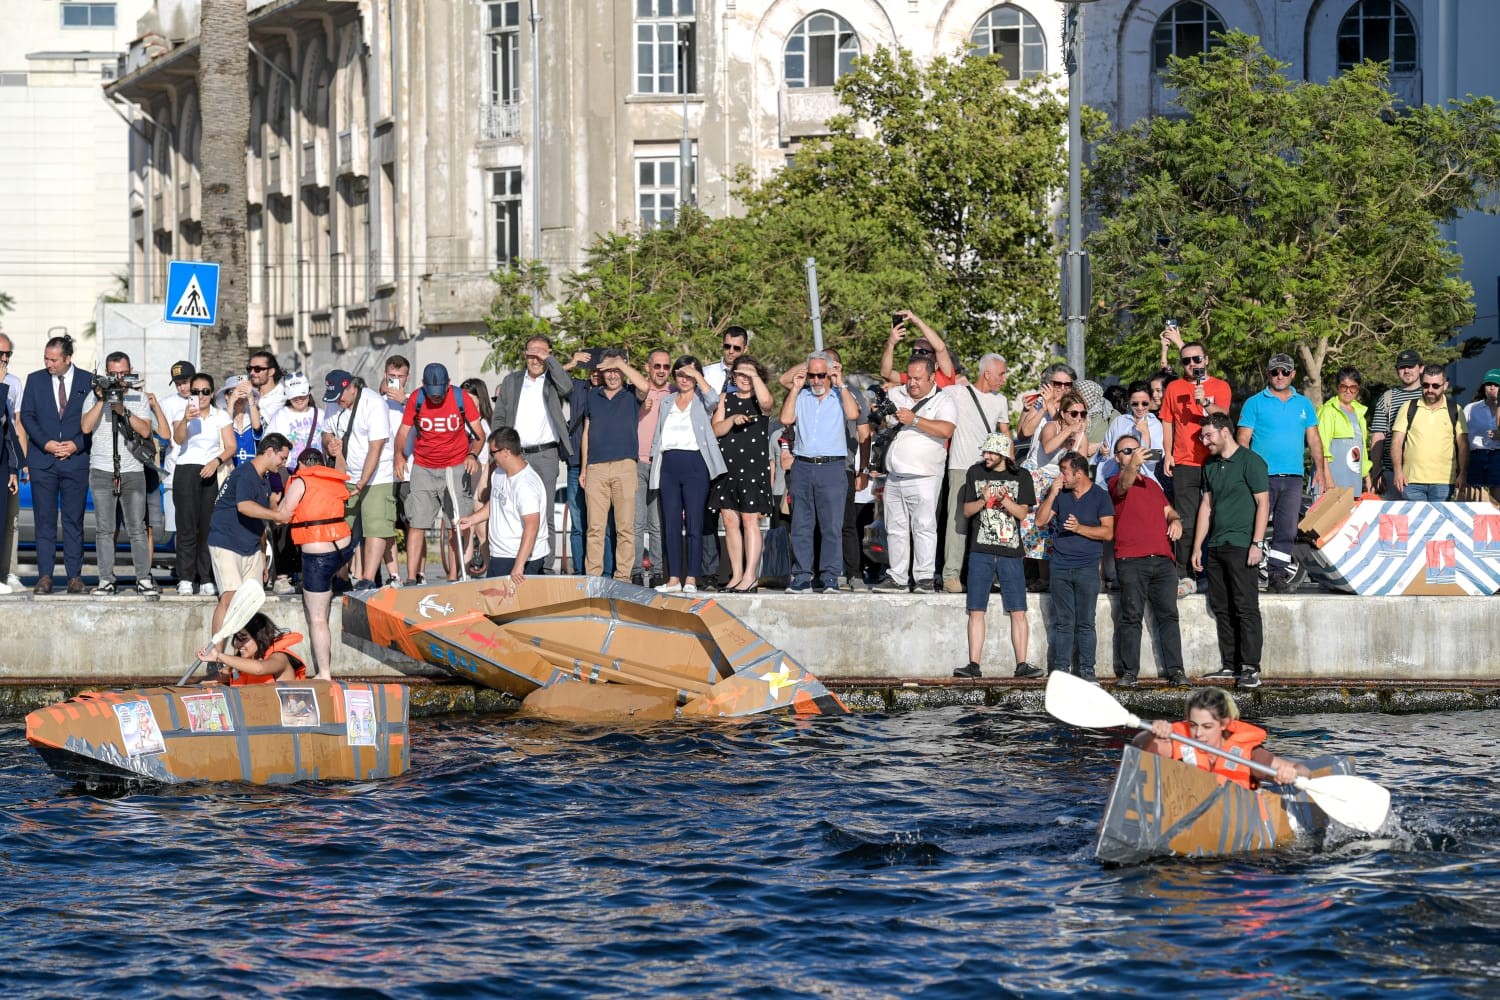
[417,594,455,619]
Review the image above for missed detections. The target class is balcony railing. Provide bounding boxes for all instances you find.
[481,101,522,140]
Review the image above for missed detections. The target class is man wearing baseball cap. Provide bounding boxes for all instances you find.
[956,432,1038,680]
[1234,352,1327,593]
[394,362,484,585]
[1370,350,1425,499]
[322,369,395,589]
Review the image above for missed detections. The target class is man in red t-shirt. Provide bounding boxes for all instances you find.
[1108,435,1186,686]
[393,363,485,583]
[1159,338,1231,593]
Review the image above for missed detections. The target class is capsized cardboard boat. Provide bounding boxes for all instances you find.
[341,576,848,721]
[1095,744,1352,864]
[26,680,410,789]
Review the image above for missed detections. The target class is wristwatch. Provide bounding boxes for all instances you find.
[1254,540,1268,552]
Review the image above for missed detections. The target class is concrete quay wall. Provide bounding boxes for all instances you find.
[0,590,1497,684]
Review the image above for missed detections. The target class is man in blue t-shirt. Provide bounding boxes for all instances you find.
[206,432,291,652]
[1235,352,1328,593]
[1035,451,1115,681]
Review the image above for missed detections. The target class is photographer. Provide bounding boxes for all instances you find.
[871,356,956,593]
[81,351,167,595]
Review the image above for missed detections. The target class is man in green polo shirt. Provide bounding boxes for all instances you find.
[1192,412,1270,690]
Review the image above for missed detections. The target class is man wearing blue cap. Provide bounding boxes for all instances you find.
[394,363,485,584]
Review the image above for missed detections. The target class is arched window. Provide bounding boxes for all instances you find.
[785,12,859,89]
[1337,0,1417,73]
[1152,1,1226,71]
[970,5,1045,81]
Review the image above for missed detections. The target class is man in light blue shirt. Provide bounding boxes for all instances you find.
[1235,352,1328,593]
[778,351,860,592]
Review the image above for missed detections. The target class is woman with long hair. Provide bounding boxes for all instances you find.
[649,355,726,594]
[711,355,774,592]
[169,373,234,596]
[1134,687,1308,788]
[197,611,308,685]
[1020,389,1092,590]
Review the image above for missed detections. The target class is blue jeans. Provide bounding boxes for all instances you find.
[566,463,614,575]
[1403,482,1451,502]
[1048,563,1101,678]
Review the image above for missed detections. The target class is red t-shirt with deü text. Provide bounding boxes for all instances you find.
[401,389,479,469]
[1162,376,1231,467]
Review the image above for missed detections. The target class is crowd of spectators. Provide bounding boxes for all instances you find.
[1,321,1495,687]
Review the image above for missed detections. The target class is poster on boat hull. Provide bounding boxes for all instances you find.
[344,690,376,746]
[113,700,166,757]
[277,688,320,727]
[181,692,234,733]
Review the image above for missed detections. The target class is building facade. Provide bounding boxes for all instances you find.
[102,0,1498,383]
[0,0,155,370]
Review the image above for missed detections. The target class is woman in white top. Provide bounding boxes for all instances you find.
[170,373,234,595]
[648,356,726,594]
[1464,369,1500,501]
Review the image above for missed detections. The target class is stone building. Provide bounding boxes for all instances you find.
[102,0,1497,382]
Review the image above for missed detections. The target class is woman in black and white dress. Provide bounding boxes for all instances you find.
[711,356,774,592]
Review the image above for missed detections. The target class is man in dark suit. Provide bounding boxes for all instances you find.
[20,334,92,593]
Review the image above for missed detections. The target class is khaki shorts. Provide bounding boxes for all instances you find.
[346,481,398,538]
[210,547,266,593]
[406,463,474,530]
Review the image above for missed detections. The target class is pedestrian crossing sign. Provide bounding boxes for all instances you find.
[165,260,220,326]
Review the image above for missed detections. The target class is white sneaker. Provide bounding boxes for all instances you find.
[4,574,20,590]
[199,582,217,597]
[177,581,195,595]
[273,575,295,595]
[654,581,682,593]
[682,583,698,595]
[0,581,12,595]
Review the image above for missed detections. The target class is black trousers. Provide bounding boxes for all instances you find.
[173,465,219,587]
[1204,544,1262,672]
[1114,555,1183,678]
[1170,464,1203,579]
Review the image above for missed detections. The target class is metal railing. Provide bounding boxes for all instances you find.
[481,101,522,140]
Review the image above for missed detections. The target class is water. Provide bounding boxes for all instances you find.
[1,707,1497,998]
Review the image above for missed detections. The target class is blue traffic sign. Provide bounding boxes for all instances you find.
[164,260,220,327]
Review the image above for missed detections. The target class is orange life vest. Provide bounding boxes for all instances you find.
[1169,720,1267,788]
[289,465,352,546]
[230,631,308,685]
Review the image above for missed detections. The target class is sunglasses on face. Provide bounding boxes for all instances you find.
[806,372,830,380]
[1116,447,1138,456]
[1269,368,1293,378]
[1066,409,1087,417]
[911,347,935,355]
[190,388,213,396]
[1050,379,1073,388]
[488,447,503,458]
[246,365,270,373]
[1129,401,1151,408]
[1338,383,1360,392]
[650,363,671,370]
[1422,381,1445,389]
[0,351,12,360]
[722,343,745,352]
[1180,355,1205,365]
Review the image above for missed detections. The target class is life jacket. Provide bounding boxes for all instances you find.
[289,465,353,545]
[230,631,308,686]
[1169,720,1267,789]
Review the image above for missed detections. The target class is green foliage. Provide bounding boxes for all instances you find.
[0,290,13,315]
[1086,33,1500,403]
[477,260,554,373]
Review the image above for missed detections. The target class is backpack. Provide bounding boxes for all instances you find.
[414,387,478,443]
[1401,396,1461,436]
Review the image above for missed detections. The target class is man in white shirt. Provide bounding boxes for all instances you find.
[246,350,288,424]
[701,325,748,397]
[872,356,957,593]
[81,351,168,595]
[0,332,26,590]
[939,353,1011,593]
[377,355,414,578]
[322,369,395,589]
[494,335,577,527]
[459,426,550,585]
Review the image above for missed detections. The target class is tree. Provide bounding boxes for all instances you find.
[478,261,554,373]
[1087,33,1500,402]
[196,0,250,377]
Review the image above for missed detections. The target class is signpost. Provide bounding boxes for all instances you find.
[164,260,221,327]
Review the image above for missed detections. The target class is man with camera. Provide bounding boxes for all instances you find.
[80,351,168,595]
[1160,332,1231,596]
[872,356,957,593]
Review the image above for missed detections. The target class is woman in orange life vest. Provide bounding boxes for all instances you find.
[272,448,351,680]
[1133,687,1311,788]
[197,612,307,684]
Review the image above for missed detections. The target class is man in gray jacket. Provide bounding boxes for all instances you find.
[493,335,586,535]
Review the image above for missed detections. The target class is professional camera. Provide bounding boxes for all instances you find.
[92,371,141,403]
[866,383,898,425]
[866,384,901,475]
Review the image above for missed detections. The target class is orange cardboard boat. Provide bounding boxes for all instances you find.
[341,576,848,721]
[26,680,410,789]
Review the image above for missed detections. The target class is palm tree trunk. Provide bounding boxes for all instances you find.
[197,0,250,378]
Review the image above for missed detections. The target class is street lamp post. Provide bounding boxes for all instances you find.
[1059,0,1099,380]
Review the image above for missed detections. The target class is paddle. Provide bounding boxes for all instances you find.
[1043,671,1391,834]
[175,578,267,685]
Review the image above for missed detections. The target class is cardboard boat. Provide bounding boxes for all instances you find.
[1095,744,1352,864]
[341,576,848,721]
[26,680,410,789]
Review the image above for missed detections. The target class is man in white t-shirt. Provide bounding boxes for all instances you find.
[939,353,1011,593]
[321,369,395,589]
[459,426,549,585]
[872,356,957,593]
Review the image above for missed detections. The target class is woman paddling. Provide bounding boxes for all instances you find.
[197,612,308,685]
[1133,688,1309,788]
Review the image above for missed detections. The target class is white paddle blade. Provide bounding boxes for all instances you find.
[1044,671,1139,730]
[1296,774,1392,834]
[211,578,267,642]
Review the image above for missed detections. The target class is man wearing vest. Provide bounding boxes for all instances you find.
[395,363,485,585]
[1390,364,1468,501]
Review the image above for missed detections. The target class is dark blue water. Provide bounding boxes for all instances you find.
[1,707,1497,997]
